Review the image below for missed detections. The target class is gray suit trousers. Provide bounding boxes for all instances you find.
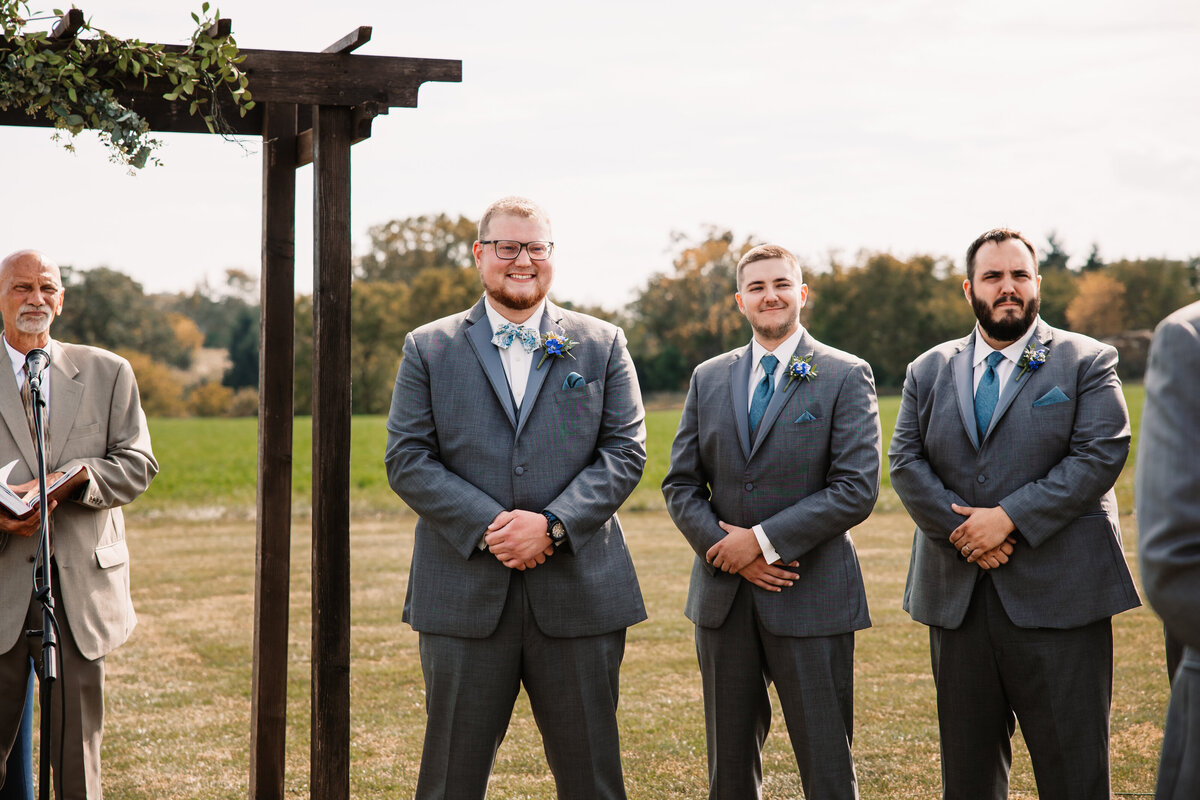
[929,577,1112,800]
[415,573,627,800]
[695,582,858,800]
[1156,646,1200,800]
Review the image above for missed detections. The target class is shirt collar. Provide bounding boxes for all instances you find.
[3,335,51,380]
[484,297,546,336]
[972,319,1039,368]
[750,325,805,370]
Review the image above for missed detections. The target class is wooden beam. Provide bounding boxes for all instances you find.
[250,101,298,800]
[323,26,372,55]
[309,104,353,800]
[50,9,84,41]
[0,45,458,136]
[294,101,383,167]
[205,17,233,39]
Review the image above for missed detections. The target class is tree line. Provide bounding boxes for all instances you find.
[46,215,1200,415]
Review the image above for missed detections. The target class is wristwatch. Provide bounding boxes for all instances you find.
[541,511,566,546]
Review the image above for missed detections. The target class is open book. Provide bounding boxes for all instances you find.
[0,459,88,520]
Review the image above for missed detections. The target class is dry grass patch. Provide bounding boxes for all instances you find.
[66,508,1173,798]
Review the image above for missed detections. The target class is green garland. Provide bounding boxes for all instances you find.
[0,1,255,168]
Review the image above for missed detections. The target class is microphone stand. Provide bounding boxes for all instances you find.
[25,369,58,800]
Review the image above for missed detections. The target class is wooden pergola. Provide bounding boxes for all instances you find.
[0,12,461,800]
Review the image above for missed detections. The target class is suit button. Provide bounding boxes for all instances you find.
[744,482,754,491]
[977,474,986,483]
[514,466,525,476]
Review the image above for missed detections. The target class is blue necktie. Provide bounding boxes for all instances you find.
[974,351,1004,441]
[492,322,540,353]
[749,354,778,437]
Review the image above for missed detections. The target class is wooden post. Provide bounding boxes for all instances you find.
[310,104,353,800]
[251,101,298,800]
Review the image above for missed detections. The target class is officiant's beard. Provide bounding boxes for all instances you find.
[971,288,1039,343]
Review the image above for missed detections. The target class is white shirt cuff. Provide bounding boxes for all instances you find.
[752,524,780,564]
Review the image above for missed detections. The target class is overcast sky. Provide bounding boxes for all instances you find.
[3,0,1197,308]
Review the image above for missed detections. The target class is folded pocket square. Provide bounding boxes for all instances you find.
[562,372,586,390]
[1033,386,1070,407]
[794,410,817,423]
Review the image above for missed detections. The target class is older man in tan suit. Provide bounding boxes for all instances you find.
[0,250,157,799]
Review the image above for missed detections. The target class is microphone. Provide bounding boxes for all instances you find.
[25,348,50,385]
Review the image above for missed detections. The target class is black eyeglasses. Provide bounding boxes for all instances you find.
[480,240,554,261]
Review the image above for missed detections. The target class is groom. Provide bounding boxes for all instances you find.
[385,196,647,799]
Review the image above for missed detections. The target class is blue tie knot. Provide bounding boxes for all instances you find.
[761,354,779,375]
[986,351,1004,370]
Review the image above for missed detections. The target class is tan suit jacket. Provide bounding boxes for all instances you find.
[0,340,157,661]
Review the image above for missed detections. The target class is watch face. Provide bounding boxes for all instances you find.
[551,522,566,540]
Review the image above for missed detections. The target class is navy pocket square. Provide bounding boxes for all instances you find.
[794,410,817,423]
[562,372,586,390]
[1033,386,1070,407]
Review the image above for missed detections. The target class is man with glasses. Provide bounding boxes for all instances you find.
[386,196,647,799]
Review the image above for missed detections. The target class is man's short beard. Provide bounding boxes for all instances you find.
[751,318,798,343]
[488,284,547,312]
[971,290,1039,343]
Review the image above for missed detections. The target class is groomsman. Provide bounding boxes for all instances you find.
[1137,299,1200,800]
[890,227,1140,799]
[663,244,880,799]
[386,196,647,799]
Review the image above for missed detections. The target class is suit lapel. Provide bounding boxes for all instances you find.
[0,355,35,469]
[514,304,559,439]
[48,341,83,467]
[951,334,979,450]
[985,322,1054,440]
[728,346,753,460]
[464,298,518,429]
[749,334,810,459]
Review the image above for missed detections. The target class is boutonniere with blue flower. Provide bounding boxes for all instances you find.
[1016,344,1048,380]
[784,353,817,389]
[537,331,578,369]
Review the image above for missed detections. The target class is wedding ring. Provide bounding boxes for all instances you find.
[962,544,973,555]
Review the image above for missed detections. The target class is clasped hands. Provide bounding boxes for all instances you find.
[949,503,1016,570]
[485,509,555,571]
[705,521,798,592]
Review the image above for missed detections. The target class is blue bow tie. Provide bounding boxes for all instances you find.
[492,322,540,354]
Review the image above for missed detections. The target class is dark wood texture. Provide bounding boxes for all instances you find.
[0,45,460,135]
[309,104,354,800]
[250,101,298,800]
[323,26,372,55]
[50,9,84,41]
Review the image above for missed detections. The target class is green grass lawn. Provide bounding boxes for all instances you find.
[97,383,1163,798]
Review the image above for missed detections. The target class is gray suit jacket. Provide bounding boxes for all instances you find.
[891,319,1140,630]
[662,330,879,637]
[1138,300,1200,652]
[1137,301,1200,799]
[0,341,157,661]
[385,297,647,639]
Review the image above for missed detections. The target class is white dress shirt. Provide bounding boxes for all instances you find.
[971,320,1040,396]
[484,296,545,410]
[745,326,806,566]
[5,335,50,415]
